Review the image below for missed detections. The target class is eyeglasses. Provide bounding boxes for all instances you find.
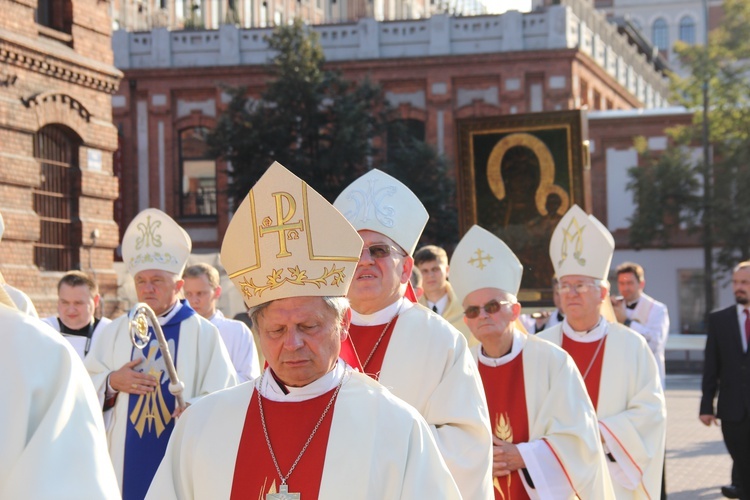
[464,300,512,319]
[557,282,598,295]
[362,244,405,259]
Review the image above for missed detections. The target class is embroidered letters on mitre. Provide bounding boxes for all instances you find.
[342,179,397,228]
[237,190,346,300]
[558,217,586,268]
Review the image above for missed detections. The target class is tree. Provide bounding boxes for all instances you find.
[207,18,385,203]
[383,121,459,250]
[207,18,459,248]
[627,0,750,282]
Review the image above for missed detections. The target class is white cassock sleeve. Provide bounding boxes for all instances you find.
[597,326,666,497]
[0,305,120,499]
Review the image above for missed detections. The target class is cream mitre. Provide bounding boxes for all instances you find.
[221,162,363,308]
[449,225,523,303]
[549,204,614,281]
[333,169,428,255]
[122,208,192,277]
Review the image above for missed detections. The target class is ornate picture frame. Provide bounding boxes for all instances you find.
[456,110,591,306]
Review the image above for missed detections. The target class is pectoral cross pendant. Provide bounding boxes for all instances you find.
[267,484,300,500]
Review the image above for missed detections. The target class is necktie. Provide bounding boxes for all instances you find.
[432,304,438,313]
[744,309,750,350]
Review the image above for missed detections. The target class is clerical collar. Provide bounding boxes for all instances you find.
[59,318,97,337]
[427,293,449,315]
[561,316,608,343]
[478,329,526,367]
[351,297,414,326]
[258,359,348,402]
[158,300,182,326]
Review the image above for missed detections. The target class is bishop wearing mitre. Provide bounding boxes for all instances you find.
[538,205,666,498]
[450,225,615,499]
[146,162,461,499]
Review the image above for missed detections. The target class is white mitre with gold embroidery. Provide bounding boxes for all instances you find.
[221,162,363,308]
[450,225,523,303]
[333,169,428,255]
[549,204,614,281]
[122,208,192,277]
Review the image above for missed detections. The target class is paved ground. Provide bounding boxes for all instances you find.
[665,374,733,499]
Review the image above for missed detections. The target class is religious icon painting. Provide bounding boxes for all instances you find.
[456,110,591,307]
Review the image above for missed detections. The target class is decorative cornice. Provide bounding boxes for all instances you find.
[21,91,91,122]
[0,32,121,94]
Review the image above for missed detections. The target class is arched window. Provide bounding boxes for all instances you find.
[33,125,82,271]
[178,127,217,218]
[652,18,669,51]
[679,16,696,44]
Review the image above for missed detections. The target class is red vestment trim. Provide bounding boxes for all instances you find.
[541,438,580,498]
[479,356,530,500]
[561,336,607,410]
[230,388,337,499]
[346,319,399,380]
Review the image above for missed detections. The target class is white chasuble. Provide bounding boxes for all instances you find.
[360,302,494,500]
[539,322,666,498]
[146,364,461,499]
[474,332,615,499]
[0,304,120,498]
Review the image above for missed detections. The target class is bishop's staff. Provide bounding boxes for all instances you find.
[128,302,186,412]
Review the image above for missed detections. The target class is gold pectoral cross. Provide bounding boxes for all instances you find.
[266,484,300,500]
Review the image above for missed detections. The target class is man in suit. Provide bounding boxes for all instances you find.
[700,260,750,498]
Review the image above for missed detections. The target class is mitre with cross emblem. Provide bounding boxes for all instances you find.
[221,162,364,308]
[122,208,192,277]
[333,169,428,256]
[549,204,614,281]
[449,225,523,303]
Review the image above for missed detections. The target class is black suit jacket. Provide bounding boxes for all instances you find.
[700,305,750,421]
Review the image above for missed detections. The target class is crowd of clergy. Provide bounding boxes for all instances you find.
[1,161,670,499]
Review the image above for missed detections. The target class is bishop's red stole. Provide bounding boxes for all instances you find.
[479,356,530,500]
[343,319,399,380]
[562,336,607,410]
[230,388,337,499]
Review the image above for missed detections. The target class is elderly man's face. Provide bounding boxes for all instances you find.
[558,275,605,329]
[462,287,518,343]
[257,297,344,387]
[134,269,183,316]
[347,230,412,315]
[58,283,98,330]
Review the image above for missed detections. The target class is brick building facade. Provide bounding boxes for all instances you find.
[112,3,670,254]
[0,0,122,316]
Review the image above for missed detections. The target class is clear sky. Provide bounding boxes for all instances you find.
[482,0,532,14]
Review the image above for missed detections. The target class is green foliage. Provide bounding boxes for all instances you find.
[382,121,459,250]
[207,19,382,202]
[627,0,750,275]
[207,18,459,247]
[626,138,701,248]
